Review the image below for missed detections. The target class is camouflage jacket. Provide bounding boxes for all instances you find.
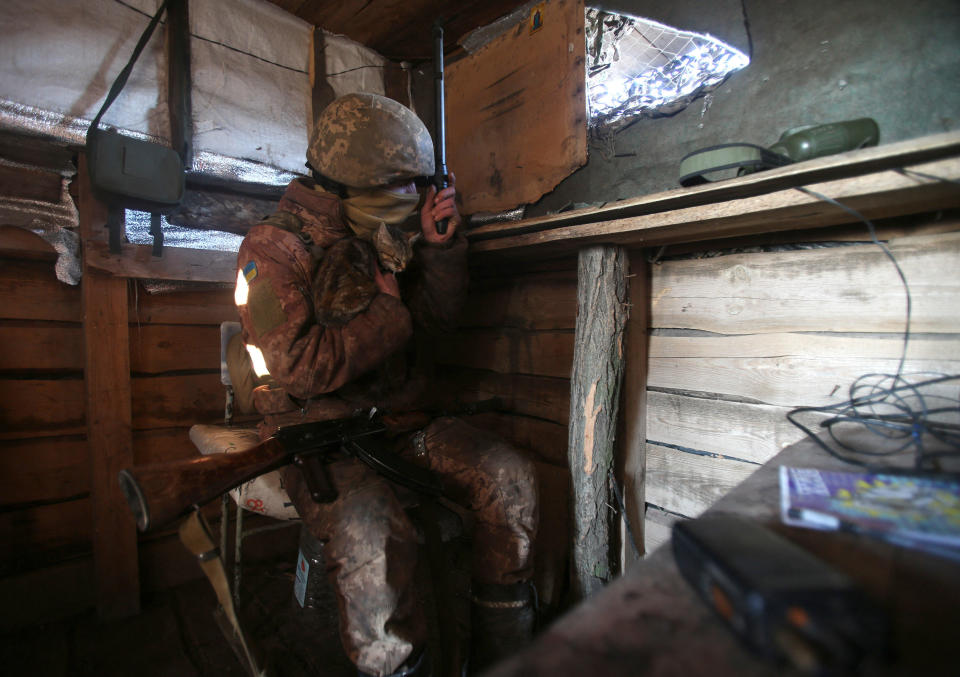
[235,178,468,416]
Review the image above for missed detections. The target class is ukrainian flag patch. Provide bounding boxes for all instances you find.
[243,260,258,284]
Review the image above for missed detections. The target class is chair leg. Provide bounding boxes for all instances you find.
[234,495,244,605]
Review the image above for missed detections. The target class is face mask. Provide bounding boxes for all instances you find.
[341,187,422,272]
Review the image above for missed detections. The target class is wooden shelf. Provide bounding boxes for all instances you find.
[468,131,960,259]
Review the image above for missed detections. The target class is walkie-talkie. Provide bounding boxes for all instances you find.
[432,21,449,235]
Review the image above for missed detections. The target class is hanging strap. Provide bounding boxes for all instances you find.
[179,510,267,677]
[87,0,171,137]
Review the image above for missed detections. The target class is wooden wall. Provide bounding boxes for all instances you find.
[641,218,960,553]
[436,258,578,613]
[0,201,243,628]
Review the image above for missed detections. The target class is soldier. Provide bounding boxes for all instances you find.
[231,92,539,677]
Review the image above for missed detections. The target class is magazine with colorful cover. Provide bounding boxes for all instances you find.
[779,466,960,558]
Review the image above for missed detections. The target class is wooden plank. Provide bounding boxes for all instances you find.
[128,324,220,374]
[568,246,628,597]
[646,391,810,466]
[469,157,960,258]
[131,373,225,430]
[0,225,58,261]
[447,0,587,213]
[650,231,960,334]
[469,130,960,241]
[439,367,571,425]
[645,443,759,519]
[462,412,568,467]
[129,285,238,325]
[643,506,681,556]
[619,251,650,569]
[0,159,64,203]
[0,257,80,322]
[0,321,82,371]
[648,334,960,408]
[85,239,237,283]
[0,497,92,578]
[0,435,88,508]
[460,270,577,330]
[436,328,574,379]
[79,155,139,619]
[0,556,96,632]
[0,378,85,439]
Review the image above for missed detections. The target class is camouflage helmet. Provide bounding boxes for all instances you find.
[307,93,435,188]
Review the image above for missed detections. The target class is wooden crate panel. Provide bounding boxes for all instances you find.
[648,334,960,408]
[0,435,88,507]
[650,232,960,334]
[437,329,574,379]
[447,0,587,214]
[645,443,759,519]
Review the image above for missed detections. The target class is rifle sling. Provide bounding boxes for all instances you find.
[179,511,266,677]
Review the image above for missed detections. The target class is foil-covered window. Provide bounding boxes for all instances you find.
[586,8,749,129]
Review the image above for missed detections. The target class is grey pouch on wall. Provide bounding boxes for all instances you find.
[85,0,184,252]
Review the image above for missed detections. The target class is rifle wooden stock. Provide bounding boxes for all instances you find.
[119,438,287,532]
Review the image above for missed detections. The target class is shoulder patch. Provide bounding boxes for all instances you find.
[243,260,258,284]
[248,281,287,337]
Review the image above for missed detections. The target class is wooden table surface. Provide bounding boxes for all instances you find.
[487,431,960,677]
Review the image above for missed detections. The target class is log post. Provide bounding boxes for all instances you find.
[568,245,629,599]
[79,155,140,618]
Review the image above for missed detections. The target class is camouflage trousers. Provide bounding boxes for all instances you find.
[281,416,539,677]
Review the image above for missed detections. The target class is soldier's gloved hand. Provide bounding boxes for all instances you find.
[374,265,401,299]
[421,171,459,245]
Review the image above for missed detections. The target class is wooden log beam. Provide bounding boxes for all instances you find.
[568,245,629,599]
[78,155,140,619]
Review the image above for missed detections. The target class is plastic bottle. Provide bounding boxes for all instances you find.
[294,524,325,609]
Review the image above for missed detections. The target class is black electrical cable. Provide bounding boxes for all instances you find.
[786,185,960,471]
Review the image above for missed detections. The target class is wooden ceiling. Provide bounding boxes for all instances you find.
[266,0,529,61]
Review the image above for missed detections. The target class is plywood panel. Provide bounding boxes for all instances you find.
[645,443,759,519]
[436,328,574,379]
[650,232,960,334]
[648,334,960,408]
[446,0,587,213]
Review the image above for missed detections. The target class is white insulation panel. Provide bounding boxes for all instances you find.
[0,0,388,178]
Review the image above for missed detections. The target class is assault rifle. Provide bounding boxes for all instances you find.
[118,410,444,533]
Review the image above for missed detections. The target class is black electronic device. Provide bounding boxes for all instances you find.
[672,513,887,673]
